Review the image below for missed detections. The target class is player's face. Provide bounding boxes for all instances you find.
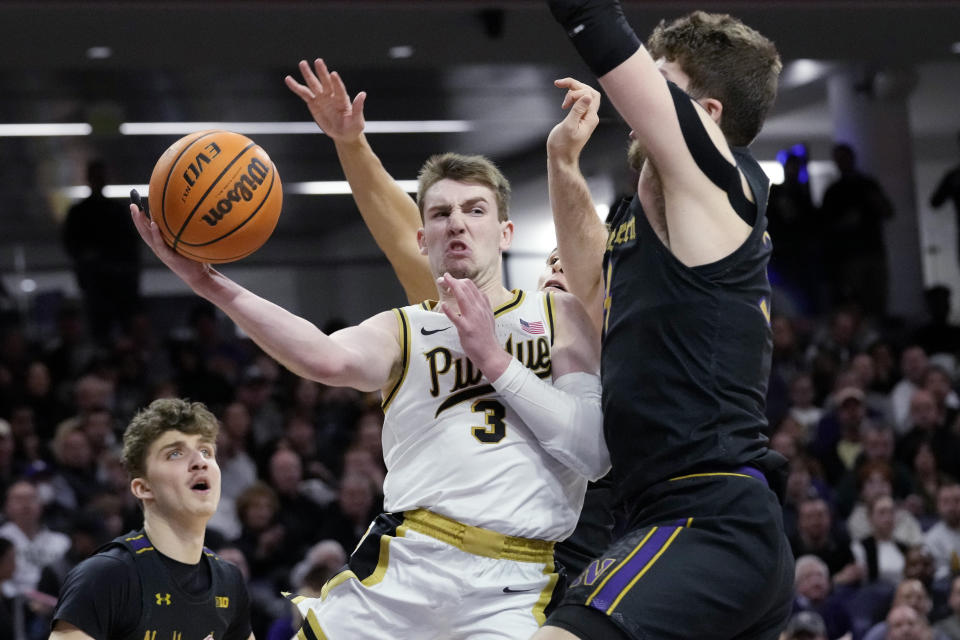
[418,179,513,282]
[137,430,221,522]
[536,249,568,292]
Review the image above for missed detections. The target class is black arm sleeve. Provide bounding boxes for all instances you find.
[222,564,253,640]
[547,0,641,77]
[52,552,141,639]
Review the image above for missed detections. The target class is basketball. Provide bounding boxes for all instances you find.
[147,130,283,263]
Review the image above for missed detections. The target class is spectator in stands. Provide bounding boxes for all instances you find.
[266,447,324,565]
[934,576,960,640]
[862,578,947,640]
[924,365,960,431]
[788,373,824,446]
[852,496,909,586]
[791,555,852,639]
[925,484,960,581]
[891,346,930,435]
[848,462,923,546]
[792,498,860,586]
[836,423,914,518]
[0,481,69,598]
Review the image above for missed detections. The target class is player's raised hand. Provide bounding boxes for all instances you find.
[437,273,512,381]
[547,77,601,165]
[129,196,212,288]
[285,58,367,143]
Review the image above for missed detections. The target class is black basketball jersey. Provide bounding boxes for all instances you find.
[601,82,784,505]
[110,530,245,640]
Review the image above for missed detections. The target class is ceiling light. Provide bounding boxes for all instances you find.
[86,46,113,60]
[286,180,418,195]
[119,120,473,136]
[0,123,92,137]
[62,181,418,199]
[388,45,415,59]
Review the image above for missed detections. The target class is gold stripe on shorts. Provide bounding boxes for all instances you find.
[403,509,554,563]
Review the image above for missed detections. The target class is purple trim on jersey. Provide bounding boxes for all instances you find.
[128,536,152,552]
[588,525,679,613]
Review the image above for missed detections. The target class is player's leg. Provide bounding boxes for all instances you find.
[540,475,792,640]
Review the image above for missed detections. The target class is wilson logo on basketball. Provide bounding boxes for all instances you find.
[202,157,271,227]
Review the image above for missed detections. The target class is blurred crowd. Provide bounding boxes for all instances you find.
[0,138,959,640]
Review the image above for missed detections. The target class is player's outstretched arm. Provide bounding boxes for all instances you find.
[131,205,400,391]
[286,58,435,304]
[547,78,606,333]
[439,274,608,480]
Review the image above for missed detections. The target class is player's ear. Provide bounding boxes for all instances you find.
[499,220,514,252]
[417,228,427,256]
[130,477,151,501]
[699,97,723,125]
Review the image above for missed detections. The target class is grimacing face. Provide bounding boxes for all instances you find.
[417,179,513,283]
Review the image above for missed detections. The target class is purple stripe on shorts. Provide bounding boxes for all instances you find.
[128,536,152,552]
[589,525,680,614]
[735,465,767,487]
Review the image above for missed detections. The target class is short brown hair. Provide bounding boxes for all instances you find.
[416,153,511,222]
[647,11,781,146]
[122,398,219,480]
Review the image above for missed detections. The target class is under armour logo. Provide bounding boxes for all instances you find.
[155,593,172,605]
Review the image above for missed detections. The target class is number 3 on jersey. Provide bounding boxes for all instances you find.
[471,399,506,443]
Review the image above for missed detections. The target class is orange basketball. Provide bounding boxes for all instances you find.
[147,130,282,263]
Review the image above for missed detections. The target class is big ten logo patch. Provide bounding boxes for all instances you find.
[215,596,230,608]
[569,558,616,588]
[154,593,172,606]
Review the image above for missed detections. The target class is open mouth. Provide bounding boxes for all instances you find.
[191,480,210,492]
[544,279,567,292]
[447,240,468,252]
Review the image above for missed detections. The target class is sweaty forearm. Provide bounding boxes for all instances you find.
[547,156,607,330]
[335,135,435,303]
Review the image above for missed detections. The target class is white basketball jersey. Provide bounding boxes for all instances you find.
[380,289,585,542]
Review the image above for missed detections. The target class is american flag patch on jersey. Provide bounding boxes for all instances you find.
[520,318,544,334]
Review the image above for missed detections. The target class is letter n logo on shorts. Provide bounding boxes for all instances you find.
[570,558,616,588]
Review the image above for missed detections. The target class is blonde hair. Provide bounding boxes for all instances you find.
[416,153,511,222]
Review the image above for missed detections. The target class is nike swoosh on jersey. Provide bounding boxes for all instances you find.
[502,586,536,593]
[421,327,451,335]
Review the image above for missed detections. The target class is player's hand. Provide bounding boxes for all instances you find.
[437,273,511,381]
[130,200,212,289]
[285,58,367,143]
[547,77,601,165]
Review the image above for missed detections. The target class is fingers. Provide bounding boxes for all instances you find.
[329,71,352,107]
[299,59,324,95]
[313,58,334,89]
[283,74,313,101]
[352,91,367,117]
